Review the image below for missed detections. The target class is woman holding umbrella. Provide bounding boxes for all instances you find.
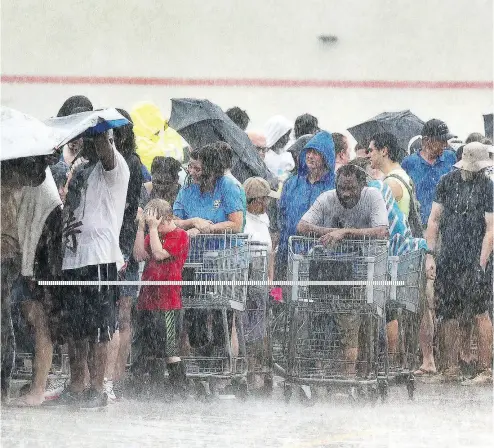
[173,143,244,235]
[173,143,245,357]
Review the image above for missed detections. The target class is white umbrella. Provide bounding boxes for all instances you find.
[1,107,129,161]
[0,106,67,161]
[44,108,129,149]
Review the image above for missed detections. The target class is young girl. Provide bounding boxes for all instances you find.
[132,199,189,397]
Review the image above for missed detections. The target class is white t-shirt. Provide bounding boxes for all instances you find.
[264,150,295,178]
[62,148,130,271]
[244,211,272,251]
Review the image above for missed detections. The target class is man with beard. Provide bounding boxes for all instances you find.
[45,129,129,409]
[426,142,493,383]
[297,164,388,374]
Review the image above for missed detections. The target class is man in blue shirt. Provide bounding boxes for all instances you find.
[276,131,336,280]
[401,119,457,227]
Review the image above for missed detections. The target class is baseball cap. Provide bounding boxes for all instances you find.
[454,142,494,172]
[421,119,455,141]
[243,177,280,200]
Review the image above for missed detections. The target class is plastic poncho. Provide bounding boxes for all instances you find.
[130,102,184,170]
[277,131,336,266]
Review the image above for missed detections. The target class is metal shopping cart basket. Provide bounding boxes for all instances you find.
[387,248,426,399]
[276,236,389,404]
[179,233,251,398]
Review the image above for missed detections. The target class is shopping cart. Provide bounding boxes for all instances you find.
[243,242,273,394]
[387,249,426,399]
[178,233,250,399]
[276,236,389,404]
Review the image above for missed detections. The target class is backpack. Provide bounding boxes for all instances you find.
[384,173,423,238]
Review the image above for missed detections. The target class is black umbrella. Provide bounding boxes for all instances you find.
[348,110,425,156]
[484,114,493,140]
[286,134,314,173]
[169,98,277,187]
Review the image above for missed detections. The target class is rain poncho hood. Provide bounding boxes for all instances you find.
[298,131,336,180]
[264,115,292,149]
[131,101,184,170]
[276,131,337,265]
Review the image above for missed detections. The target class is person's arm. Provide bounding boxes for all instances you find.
[205,178,244,233]
[148,228,172,261]
[296,195,333,236]
[94,132,116,171]
[424,201,443,279]
[384,178,404,202]
[335,226,389,239]
[425,202,442,253]
[133,211,149,262]
[319,226,388,245]
[174,217,213,231]
[297,220,336,237]
[208,211,243,234]
[480,212,493,270]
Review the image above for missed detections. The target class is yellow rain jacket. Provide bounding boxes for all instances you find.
[130,101,184,170]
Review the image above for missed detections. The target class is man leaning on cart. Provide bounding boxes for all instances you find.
[296,164,389,375]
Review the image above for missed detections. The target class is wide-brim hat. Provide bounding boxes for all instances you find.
[454,142,494,172]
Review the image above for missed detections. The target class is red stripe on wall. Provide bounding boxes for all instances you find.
[1,75,492,89]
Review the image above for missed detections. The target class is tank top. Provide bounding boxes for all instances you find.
[386,167,411,217]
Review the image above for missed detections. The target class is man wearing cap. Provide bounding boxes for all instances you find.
[401,119,457,227]
[426,142,493,383]
[401,119,457,377]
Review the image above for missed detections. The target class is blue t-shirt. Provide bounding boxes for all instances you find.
[173,175,244,224]
[141,164,152,182]
[276,173,335,265]
[401,150,456,225]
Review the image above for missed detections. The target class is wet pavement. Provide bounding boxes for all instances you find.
[1,382,492,447]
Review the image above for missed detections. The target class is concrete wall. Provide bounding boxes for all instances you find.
[2,0,492,141]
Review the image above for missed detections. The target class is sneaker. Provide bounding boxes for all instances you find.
[44,377,68,401]
[42,388,84,407]
[103,379,117,403]
[79,389,108,410]
[461,369,493,386]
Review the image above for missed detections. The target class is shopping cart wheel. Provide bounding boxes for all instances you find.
[378,379,388,403]
[406,375,415,400]
[283,383,293,403]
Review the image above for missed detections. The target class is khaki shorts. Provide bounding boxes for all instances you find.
[335,313,361,349]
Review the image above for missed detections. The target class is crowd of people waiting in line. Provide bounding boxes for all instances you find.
[1,95,492,410]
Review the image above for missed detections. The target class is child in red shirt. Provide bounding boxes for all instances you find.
[133,199,189,397]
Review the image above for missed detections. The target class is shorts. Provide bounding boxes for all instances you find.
[133,310,179,360]
[61,263,118,343]
[435,262,490,321]
[10,276,64,345]
[335,313,361,349]
[118,257,140,299]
